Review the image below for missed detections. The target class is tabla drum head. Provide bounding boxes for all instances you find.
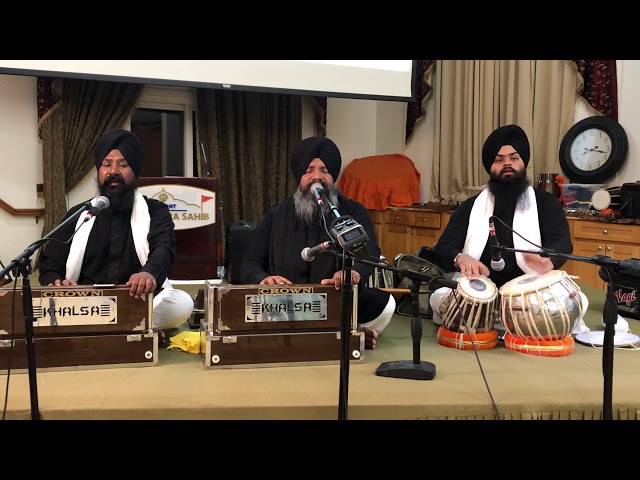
[499,270,567,296]
[457,274,497,302]
[591,189,612,211]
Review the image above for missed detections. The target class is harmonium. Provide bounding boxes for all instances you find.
[202,282,364,368]
[0,285,156,373]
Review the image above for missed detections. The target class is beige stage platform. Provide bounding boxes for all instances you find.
[2,281,640,420]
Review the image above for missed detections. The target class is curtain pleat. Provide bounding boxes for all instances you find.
[196,89,302,232]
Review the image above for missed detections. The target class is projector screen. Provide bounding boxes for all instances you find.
[0,60,416,101]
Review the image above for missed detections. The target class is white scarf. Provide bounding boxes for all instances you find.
[66,191,171,288]
[464,187,539,275]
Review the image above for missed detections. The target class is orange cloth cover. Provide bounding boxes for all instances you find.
[337,154,421,211]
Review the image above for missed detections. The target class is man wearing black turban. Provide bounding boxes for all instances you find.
[39,128,194,342]
[241,136,396,349]
[429,124,586,331]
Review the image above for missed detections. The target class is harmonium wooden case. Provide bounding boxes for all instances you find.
[0,285,157,372]
[203,282,364,368]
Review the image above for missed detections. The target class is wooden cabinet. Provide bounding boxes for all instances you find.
[565,219,640,290]
[368,208,450,263]
[368,209,383,253]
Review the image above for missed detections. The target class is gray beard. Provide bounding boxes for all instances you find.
[293,186,340,226]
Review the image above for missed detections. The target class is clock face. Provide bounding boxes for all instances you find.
[569,128,612,171]
[559,116,628,184]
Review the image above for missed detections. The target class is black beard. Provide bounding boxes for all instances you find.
[98,176,137,211]
[487,168,530,206]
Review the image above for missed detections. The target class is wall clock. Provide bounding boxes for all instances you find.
[559,115,628,184]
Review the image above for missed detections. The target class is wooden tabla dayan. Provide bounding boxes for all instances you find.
[437,274,499,350]
[498,270,583,357]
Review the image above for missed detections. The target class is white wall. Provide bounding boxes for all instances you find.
[0,75,44,263]
[614,60,640,185]
[1,62,639,267]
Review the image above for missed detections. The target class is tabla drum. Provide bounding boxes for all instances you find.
[498,270,583,356]
[591,186,622,211]
[437,274,499,350]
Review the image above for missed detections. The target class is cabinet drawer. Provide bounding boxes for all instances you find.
[409,212,441,228]
[386,210,412,225]
[573,221,637,244]
[411,227,439,246]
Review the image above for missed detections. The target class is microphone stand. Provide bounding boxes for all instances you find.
[338,252,355,421]
[0,203,92,420]
[358,258,457,380]
[312,191,361,420]
[309,249,458,417]
[494,243,640,420]
[307,245,358,420]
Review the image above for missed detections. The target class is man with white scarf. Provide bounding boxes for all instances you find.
[240,136,396,350]
[429,124,589,331]
[38,128,194,341]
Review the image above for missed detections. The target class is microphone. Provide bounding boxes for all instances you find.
[301,241,335,262]
[86,195,110,218]
[310,182,325,206]
[311,182,342,219]
[488,218,505,271]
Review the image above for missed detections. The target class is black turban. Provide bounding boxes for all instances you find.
[481,124,530,174]
[94,128,144,178]
[289,136,342,185]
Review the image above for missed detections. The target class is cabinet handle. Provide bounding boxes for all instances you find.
[411,230,415,234]
[405,228,409,233]
[421,218,426,222]
[395,216,399,220]
[598,246,603,250]
[607,246,612,252]
[603,229,608,235]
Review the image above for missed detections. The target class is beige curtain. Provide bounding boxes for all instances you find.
[196,89,302,226]
[431,60,579,205]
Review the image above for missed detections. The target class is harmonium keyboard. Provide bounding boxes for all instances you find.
[0,285,156,372]
[202,282,364,368]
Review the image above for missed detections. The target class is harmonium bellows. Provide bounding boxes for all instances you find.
[202,282,364,369]
[0,285,157,372]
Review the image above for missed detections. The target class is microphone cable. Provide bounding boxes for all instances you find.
[490,215,551,254]
[443,276,502,420]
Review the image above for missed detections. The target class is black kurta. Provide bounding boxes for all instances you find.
[38,196,176,290]
[240,194,390,324]
[433,189,572,288]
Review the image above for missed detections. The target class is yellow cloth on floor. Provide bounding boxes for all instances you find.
[167,331,206,354]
